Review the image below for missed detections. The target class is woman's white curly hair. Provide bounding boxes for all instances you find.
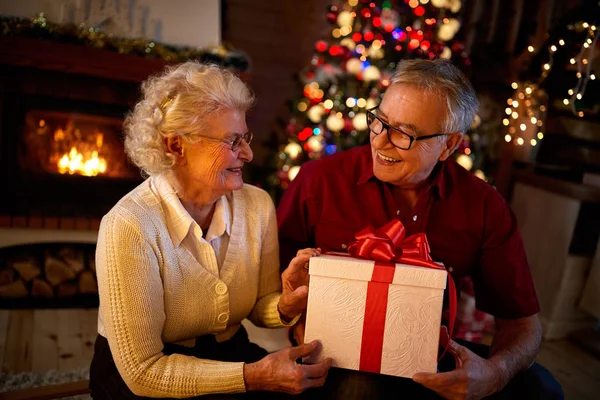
[124,61,254,177]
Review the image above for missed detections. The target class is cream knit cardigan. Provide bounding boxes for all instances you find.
[96,177,292,398]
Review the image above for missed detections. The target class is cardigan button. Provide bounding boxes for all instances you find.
[217,312,229,323]
[215,282,228,295]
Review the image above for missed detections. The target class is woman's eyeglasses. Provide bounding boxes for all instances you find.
[366,107,447,150]
[196,131,254,152]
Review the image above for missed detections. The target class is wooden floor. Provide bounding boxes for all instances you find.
[1,309,599,399]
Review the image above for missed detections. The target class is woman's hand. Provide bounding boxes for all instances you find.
[278,248,321,321]
[244,340,332,394]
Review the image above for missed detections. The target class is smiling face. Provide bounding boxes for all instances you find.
[370,83,462,187]
[172,108,253,204]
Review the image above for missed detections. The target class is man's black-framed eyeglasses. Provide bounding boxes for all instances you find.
[366,107,447,150]
[197,131,254,152]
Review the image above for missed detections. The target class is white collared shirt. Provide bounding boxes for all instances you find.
[154,174,232,274]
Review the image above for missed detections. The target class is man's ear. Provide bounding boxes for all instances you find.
[164,136,184,157]
[439,132,464,162]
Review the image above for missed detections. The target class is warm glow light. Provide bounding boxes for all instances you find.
[357,98,367,108]
[563,99,570,105]
[511,82,518,89]
[591,74,596,80]
[543,64,551,70]
[576,93,583,100]
[578,111,584,117]
[512,112,519,119]
[504,134,512,142]
[559,39,565,46]
[570,58,576,64]
[537,132,544,140]
[505,107,512,115]
[503,119,509,126]
[516,138,524,145]
[531,139,537,146]
[550,45,557,52]
[520,124,527,131]
[568,89,574,95]
[323,99,334,109]
[528,46,534,52]
[525,87,532,94]
[57,146,107,176]
[531,117,537,124]
[512,100,519,107]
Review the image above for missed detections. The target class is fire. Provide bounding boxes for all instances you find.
[58,147,107,176]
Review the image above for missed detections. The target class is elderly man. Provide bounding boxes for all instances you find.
[277,59,563,399]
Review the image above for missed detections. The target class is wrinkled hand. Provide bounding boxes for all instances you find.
[413,339,505,400]
[278,248,321,321]
[244,340,332,394]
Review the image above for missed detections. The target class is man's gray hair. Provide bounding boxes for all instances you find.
[390,59,479,134]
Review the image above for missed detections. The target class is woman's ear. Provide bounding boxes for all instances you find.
[165,136,184,158]
[439,132,464,162]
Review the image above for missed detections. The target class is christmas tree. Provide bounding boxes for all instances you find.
[265,0,481,199]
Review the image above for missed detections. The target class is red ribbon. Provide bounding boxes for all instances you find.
[346,219,457,373]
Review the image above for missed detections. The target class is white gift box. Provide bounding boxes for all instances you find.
[304,254,447,378]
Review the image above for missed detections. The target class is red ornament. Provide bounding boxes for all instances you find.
[420,40,431,50]
[329,45,343,56]
[298,127,313,141]
[306,71,315,80]
[395,45,403,51]
[384,23,394,32]
[327,12,338,23]
[414,6,425,16]
[372,17,382,27]
[374,33,384,41]
[315,40,328,52]
[364,31,374,41]
[352,32,363,42]
[344,117,354,132]
[361,8,372,18]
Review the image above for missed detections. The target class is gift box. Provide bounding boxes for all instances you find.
[304,253,448,378]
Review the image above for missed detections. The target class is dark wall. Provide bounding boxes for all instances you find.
[222,0,330,169]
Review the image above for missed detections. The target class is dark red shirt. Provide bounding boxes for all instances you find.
[277,145,539,319]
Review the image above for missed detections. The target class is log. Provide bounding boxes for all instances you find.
[0,279,28,298]
[45,256,76,286]
[88,254,96,272]
[10,257,42,282]
[58,246,85,274]
[0,268,14,285]
[32,278,54,298]
[56,282,78,298]
[78,270,98,294]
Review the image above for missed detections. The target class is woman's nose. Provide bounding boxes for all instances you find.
[238,140,253,163]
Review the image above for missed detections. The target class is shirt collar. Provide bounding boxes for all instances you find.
[356,147,452,200]
[204,194,232,242]
[152,174,231,247]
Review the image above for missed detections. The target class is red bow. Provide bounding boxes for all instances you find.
[346,219,457,360]
[347,219,433,264]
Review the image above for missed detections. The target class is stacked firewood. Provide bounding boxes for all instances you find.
[0,245,97,299]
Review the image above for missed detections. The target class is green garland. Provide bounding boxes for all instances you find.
[0,13,249,71]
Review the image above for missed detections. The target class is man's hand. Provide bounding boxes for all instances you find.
[413,339,505,400]
[278,248,321,321]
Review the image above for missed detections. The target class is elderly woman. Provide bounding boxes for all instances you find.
[89,62,331,399]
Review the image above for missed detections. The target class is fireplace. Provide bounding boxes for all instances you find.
[0,37,166,306]
[0,37,165,230]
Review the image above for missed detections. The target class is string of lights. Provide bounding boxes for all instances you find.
[504,21,597,147]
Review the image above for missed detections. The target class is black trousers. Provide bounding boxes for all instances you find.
[90,332,563,400]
